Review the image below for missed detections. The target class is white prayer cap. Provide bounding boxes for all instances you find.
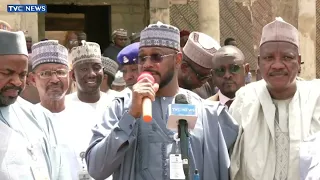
[70,40,101,67]
[31,40,68,70]
[183,32,221,68]
[102,56,119,77]
[112,71,126,86]
[260,17,299,50]
[140,21,180,51]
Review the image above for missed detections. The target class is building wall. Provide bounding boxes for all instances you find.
[1,0,38,42]
[0,0,148,42]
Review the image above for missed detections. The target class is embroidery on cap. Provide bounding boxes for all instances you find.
[123,56,129,63]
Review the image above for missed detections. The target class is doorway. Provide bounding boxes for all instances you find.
[45,4,111,52]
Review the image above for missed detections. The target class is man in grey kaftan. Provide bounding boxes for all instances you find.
[86,22,238,180]
[0,30,65,179]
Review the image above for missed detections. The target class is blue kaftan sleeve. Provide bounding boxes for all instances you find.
[85,96,138,180]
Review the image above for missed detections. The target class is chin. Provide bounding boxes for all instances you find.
[0,96,18,107]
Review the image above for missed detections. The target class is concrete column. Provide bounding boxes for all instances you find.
[297,0,316,80]
[20,0,39,42]
[149,0,170,24]
[199,0,220,42]
[270,0,316,80]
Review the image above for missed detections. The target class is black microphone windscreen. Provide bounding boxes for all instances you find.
[175,94,189,104]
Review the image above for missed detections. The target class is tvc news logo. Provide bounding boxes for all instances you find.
[7,4,47,13]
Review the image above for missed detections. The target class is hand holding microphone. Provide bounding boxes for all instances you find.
[129,72,159,122]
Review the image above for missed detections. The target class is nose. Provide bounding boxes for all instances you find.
[10,74,23,87]
[271,55,285,70]
[142,58,154,70]
[87,68,97,78]
[223,70,232,79]
[124,72,132,82]
[49,73,60,83]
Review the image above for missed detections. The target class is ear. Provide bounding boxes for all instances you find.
[298,54,301,67]
[180,61,189,73]
[175,52,182,67]
[70,70,76,82]
[28,72,37,87]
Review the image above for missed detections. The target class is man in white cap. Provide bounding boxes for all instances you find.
[101,56,119,94]
[229,17,320,180]
[178,31,220,90]
[111,70,126,92]
[0,30,62,179]
[29,40,75,179]
[207,46,248,108]
[65,41,117,179]
[103,28,128,61]
[85,21,238,180]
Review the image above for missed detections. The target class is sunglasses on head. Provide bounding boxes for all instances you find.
[213,64,241,77]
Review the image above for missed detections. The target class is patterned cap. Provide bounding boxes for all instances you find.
[117,42,139,65]
[0,30,28,56]
[31,40,68,70]
[213,45,245,64]
[112,71,126,86]
[183,32,220,68]
[112,29,128,37]
[70,40,101,67]
[102,56,119,77]
[260,17,299,49]
[140,21,180,51]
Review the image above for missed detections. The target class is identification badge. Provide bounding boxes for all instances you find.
[78,151,92,180]
[78,169,92,180]
[169,154,185,179]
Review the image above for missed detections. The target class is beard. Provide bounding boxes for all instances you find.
[0,85,23,107]
[159,66,175,89]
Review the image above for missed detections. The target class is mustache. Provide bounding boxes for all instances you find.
[0,85,23,94]
[142,69,161,77]
[222,80,236,85]
[269,71,288,76]
[46,82,63,91]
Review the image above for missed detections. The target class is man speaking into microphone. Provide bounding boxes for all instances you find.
[85,22,239,180]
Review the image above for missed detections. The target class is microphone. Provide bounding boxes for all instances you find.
[167,95,197,130]
[137,72,155,123]
[167,94,197,180]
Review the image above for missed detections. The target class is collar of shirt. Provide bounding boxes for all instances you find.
[218,90,234,105]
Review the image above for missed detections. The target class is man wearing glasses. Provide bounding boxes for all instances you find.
[207,45,248,108]
[178,32,220,90]
[85,21,238,180]
[29,40,73,178]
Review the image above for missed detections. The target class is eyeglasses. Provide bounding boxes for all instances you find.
[138,53,176,64]
[213,64,241,77]
[184,61,212,81]
[37,69,68,79]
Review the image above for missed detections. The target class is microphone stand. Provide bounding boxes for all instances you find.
[178,119,190,180]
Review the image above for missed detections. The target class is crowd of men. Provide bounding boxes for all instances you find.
[0,16,319,180]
